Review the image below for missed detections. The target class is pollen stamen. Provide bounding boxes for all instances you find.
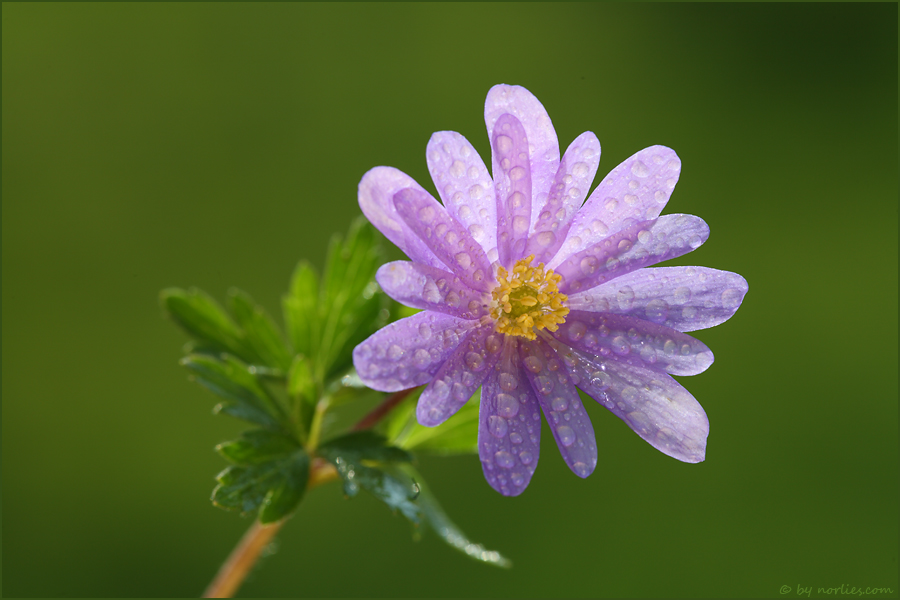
[490,254,569,340]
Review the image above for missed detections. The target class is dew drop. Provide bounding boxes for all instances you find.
[512,215,528,235]
[452,382,469,401]
[388,344,404,360]
[413,349,431,368]
[510,432,523,444]
[579,256,598,275]
[418,323,432,340]
[551,397,568,411]
[488,415,508,438]
[523,355,542,373]
[673,286,692,304]
[568,321,587,342]
[465,351,485,371]
[485,335,502,354]
[612,336,630,355]
[449,160,466,178]
[497,393,520,418]
[499,372,518,391]
[418,205,435,222]
[518,450,534,465]
[631,160,650,177]
[557,425,576,446]
[721,288,742,309]
[535,231,555,247]
[494,450,515,468]
[645,298,669,323]
[468,184,484,200]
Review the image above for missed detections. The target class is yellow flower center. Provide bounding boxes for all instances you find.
[491,254,570,340]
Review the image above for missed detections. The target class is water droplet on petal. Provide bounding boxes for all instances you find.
[673,286,692,305]
[631,160,650,177]
[721,288,742,309]
[551,397,568,411]
[388,344,404,360]
[518,450,534,465]
[497,393,520,418]
[568,321,586,342]
[645,298,669,323]
[510,432,523,444]
[488,415,508,438]
[523,355,542,373]
[557,425,576,446]
[494,450,515,468]
[414,349,431,368]
[535,231,555,247]
[499,372,518,391]
[465,351,485,371]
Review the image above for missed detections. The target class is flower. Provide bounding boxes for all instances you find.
[353,85,747,496]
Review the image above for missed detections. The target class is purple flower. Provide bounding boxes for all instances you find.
[353,85,747,496]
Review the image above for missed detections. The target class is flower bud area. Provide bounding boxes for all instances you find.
[491,255,570,340]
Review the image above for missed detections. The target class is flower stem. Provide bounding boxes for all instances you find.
[351,387,417,431]
[202,388,417,597]
[202,458,338,598]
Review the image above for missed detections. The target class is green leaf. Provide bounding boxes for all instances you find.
[398,464,511,568]
[316,218,390,383]
[212,448,310,523]
[228,289,293,372]
[388,389,480,455]
[318,431,420,523]
[283,260,319,360]
[287,355,315,403]
[216,429,300,464]
[161,288,255,363]
[182,354,287,430]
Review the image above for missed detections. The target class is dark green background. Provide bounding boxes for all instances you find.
[3,3,897,598]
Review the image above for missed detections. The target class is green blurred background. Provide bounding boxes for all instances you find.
[3,3,897,597]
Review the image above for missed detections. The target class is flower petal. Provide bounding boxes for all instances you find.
[358,167,448,270]
[554,214,710,295]
[568,266,749,332]
[525,132,602,266]
[553,146,682,264]
[426,131,497,258]
[416,324,502,426]
[376,261,491,320]
[520,338,597,478]
[484,84,560,233]
[353,312,477,392]
[549,339,708,463]
[478,336,542,496]
[393,187,494,292]
[489,113,533,268]
[555,310,714,376]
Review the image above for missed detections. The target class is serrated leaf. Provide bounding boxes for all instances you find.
[397,464,511,568]
[318,431,420,523]
[161,288,255,362]
[212,448,309,523]
[287,355,315,403]
[182,354,287,430]
[216,429,300,464]
[228,289,293,372]
[316,218,390,382]
[283,260,319,359]
[388,389,480,456]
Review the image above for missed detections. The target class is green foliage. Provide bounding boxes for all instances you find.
[386,388,480,455]
[213,444,310,524]
[162,218,510,567]
[283,217,392,386]
[318,431,421,523]
[398,464,511,568]
[181,354,287,431]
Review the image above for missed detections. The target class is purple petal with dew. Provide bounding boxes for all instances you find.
[548,337,708,463]
[426,131,497,259]
[520,338,597,478]
[553,146,682,265]
[376,261,491,320]
[416,324,502,427]
[353,312,479,392]
[359,167,448,270]
[555,310,714,376]
[478,336,542,496]
[568,266,749,333]
[393,187,494,293]
[484,84,559,233]
[490,113,533,268]
[525,132,601,266]
[555,214,710,295]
